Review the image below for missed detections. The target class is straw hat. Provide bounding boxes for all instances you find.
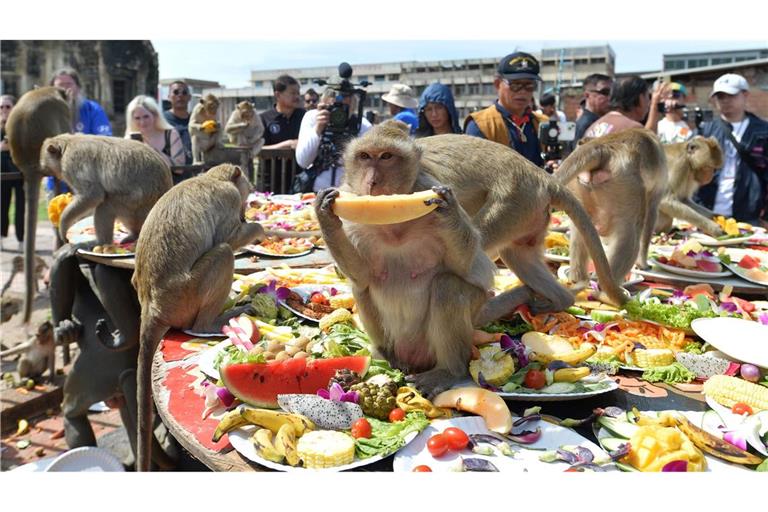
[382,84,418,109]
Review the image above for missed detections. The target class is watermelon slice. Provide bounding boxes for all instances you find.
[220,356,370,408]
[695,259,721,273]
[738,255,761,270]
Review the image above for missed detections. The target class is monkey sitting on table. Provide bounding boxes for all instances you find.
[655,136,724,236]
[133,163,266,471]
[315,121,532,398]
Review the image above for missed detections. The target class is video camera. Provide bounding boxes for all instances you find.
[311,62,370,171]
[539,119,576,171]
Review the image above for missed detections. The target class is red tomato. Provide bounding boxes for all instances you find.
[524,369,547,389]
[442,427,470,451]
[412,465,432,472]
[351,418,372,439]
[388,408,406,422]
[310,292,329,305]
[732,402,754,416]
[427,434,449,457]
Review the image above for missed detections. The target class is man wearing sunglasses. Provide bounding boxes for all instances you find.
[574,73,613,142]
[464,52,544,167]
[163,81,194,165]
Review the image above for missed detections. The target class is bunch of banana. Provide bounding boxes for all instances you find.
[211,406,315,443]
[521,332,597,366]
[252,424,300,466]
[552,367,590,383]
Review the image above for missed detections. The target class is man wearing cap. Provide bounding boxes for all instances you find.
[656,82,694,144]
[382,84,419,135]
[464,52,544,167]
[694,73,768,224]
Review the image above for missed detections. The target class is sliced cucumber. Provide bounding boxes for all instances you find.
[599,437,629,451]
[615,461,639,472]
[540,382,577,394]
[596,416,639,439]
[565,306,586,316]
[591,309,623,322]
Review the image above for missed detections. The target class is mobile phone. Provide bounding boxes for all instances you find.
[129,132,143,142]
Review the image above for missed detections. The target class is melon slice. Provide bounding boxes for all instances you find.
[220,356,370,408]
[432,387,513,434]
[332,190,440,225]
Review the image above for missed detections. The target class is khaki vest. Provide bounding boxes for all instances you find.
[465,105,539,147]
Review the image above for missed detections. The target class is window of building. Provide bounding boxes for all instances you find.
[387,74,399,81]
[358,75,369,82]
[415,67,425,73]
[112,79,127,113]
[592,57,605,64]
[735,56,751,62]
[468,83,479,95]
[468,64,479,70]
[454,84,465,95]
[374,74,385,81]
[687,59,707,68]
[711,58,733,65]
[482,83,494,95]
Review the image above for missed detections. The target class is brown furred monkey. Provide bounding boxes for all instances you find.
[225,101,265,154]
[554,128,667,289]
[5,86,71,323]
[40,134,173,247]
[189,94,223,164]
[315,121,532,398]
[416,134,629,312]
[133,163,266,471]
[655,136,724,235]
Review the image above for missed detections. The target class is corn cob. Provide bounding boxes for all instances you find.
[633,348,675,368]
[296,430,355,468]
[329,294,355,310]
[319,308,353,332]
[703,375,768,412]
[469,346,516,386]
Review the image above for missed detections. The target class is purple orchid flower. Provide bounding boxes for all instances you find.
[257,280,291,301]
[317,383,359,403]
[759,312,768,326]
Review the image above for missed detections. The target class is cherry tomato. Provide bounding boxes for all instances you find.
[731,402,754,416]
[427,434,449,457]
[351,418,372,439]
[524,369,547,389]
[442,427,470,451]
[310,292,329,305]
[412,465,432,472]
[388,408,406,422]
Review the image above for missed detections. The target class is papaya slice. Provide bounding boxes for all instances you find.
[332,190,440,225]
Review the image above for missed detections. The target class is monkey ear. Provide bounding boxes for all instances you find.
[231,166,242,181]
[686,141,697,155]
[45,142,62,157]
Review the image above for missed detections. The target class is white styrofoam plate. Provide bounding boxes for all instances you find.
[44,447,125,472]
[691,317,768,368]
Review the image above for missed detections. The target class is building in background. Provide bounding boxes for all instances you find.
[663,48,768,71]
[1,40,158,135]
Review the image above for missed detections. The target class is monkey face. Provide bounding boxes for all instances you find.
[239,105,254,121]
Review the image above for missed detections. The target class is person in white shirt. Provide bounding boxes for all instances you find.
[657,82,694,144]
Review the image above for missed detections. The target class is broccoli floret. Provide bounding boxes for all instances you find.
[251,293,279,320]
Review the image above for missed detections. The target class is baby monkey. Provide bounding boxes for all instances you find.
[315,121,530,398]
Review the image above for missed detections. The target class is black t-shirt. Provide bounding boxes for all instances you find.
[574,109,600,142]
[260,107,306,146]
[163,111,193,164]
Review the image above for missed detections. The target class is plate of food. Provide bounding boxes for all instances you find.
[394,415,616,472]
[648,239,731,278]
[279,284,353,323]
[649,258,732,279]
[495,377,618,402]
[691,317,768,368]
[689,217,762,246]
[244,237,314,258]
[77,241,136,258]
[722,250,768,286]
[548,211,571,232]
[556,265,644,287]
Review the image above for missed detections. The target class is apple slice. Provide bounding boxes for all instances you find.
[234,315,261,344]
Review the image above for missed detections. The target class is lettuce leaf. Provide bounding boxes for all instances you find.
[624,299,717,330]
[641,362,695,384]
[354,411,430,459]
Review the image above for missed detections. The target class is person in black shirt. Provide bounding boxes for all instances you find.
[260,75,305,151]
[163,80,193,166]
[574,73,613,142]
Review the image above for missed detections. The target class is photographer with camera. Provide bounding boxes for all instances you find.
[657,82,694,144]
[694,73,768,225]
[294,64,372,193]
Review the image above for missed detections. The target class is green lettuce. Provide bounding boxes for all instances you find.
[624,299,717,330]
[354,411,430,459]
[641,362,695,384]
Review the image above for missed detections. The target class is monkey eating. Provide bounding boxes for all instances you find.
[225,101,265,154]
[189,93,223,164]
[40,134,173,248]
[415,133,629,312]
[5,86,71,323]
[133,163,265,471]
[655,136,724,236]
[316,121,533,398]
[554,128,667,288]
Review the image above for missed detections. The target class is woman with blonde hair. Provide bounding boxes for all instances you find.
[125,95,186,176]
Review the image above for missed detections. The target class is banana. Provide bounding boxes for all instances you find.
[240,407,316,436]
[252,428,285,463]
[553,367,590,383]
[672,414,764,465]
[211,408,250,443]
[533,345,597,366]
[274,423,300,466]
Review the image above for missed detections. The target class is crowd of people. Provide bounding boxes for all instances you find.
[2,52,768,251]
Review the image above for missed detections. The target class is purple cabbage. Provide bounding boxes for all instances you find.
[477,372,502,392]
[500,334,528,367]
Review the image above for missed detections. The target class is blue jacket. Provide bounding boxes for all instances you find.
[393,108,419,135]
[416,83,462,136]
[46,99,112,193]
[694,112,768,222]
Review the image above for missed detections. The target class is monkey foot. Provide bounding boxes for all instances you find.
[95,318,129,350]
[54,319,82,346]
[406,369,460,400]
[529,295,574,315]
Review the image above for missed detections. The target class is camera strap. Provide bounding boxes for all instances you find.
[720,118,751,162]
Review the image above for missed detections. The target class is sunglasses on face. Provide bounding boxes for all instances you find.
[588,88,611,96]
[171,89,189,96]
[504,80,536,92]
[305,98,318,104]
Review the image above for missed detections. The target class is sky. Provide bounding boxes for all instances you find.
[151,40,767,89]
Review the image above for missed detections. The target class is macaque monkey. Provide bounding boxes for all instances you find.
[655,136,724,235]
[315,121,532,397]
[5,86,71,322]
[225,101,265,154]
[0,321,56,381]
[1,254,48,296]
[554,128,667,288]
[40,134,173,246]
[133,164,266,471]
[189,94,223,164]
[416,134,628,313]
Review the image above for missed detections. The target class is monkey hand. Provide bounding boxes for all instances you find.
[407,368,460,400]
[314,188,342,229]
[54,319,82,346]
[702,221,725,238]
[425,185,457,214]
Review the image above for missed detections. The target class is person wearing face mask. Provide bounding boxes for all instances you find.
[464,52,544,167]
[694,74,768,224]
[415,83,462,138]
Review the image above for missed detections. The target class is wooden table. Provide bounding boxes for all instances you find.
[151,331,710,472]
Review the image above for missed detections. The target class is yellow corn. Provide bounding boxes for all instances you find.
[703,375,768,412]
[319,308,353,332]
[633,348,675,368]
[296,431,355,468]
[329,294,355,310]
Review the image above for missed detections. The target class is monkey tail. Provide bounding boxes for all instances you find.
[550,184,628,307]
[552,141,606,186]
[22,172,40,324]
[136,311,169,472]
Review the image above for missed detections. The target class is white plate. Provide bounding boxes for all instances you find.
[689,232,755,246]
[45,446,125,472]
[495,378,619,402]
[279,284,351,324]
[691,317,768,368]
[393,416,615,472]
[197,339,232,380]
[544,251,569,263]
[244,244,313,259]
[724,263,768,287]
[228,422,418,472]
[76,247,135,259]
[557,265,644,287]
[648,258,732,279]
[596,410,749,472]
[9,456,58,472]
[181,329,226,339]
